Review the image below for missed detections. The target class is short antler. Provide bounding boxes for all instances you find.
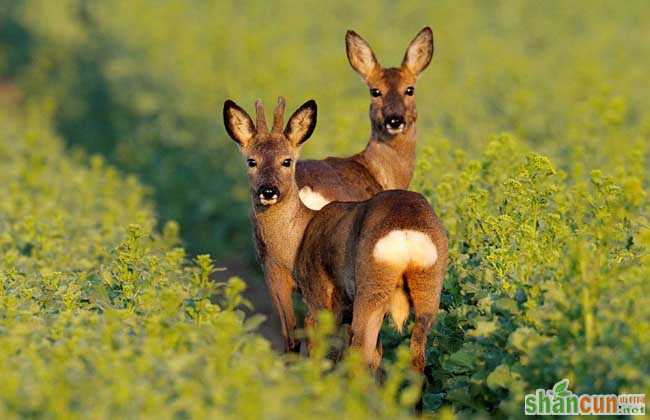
[255,99,268,133]
[272,96,286,133]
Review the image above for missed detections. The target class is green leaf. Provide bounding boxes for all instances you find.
[467,320,498,337]
[486,364,511,390]
[443,348,478,373]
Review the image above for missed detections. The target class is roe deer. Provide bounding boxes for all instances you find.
[223,98,447,371]
[296,27,434,210]
[224,97,318,352]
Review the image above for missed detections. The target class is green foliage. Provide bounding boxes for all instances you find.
[1,1,649,418]
[0,109,418,418]
[411,134,649,416]
[3,0,649,260]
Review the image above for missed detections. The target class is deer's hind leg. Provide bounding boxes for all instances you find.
[299,266,340,356]
[349,302,385,370]
[349,264,399,370]
[404,264,444,372]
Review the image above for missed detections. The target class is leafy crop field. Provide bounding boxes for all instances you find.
[1,0,649,418]
[0,108,420,418]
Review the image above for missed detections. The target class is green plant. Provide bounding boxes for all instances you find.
[411,134,649,416]
[1,1,649,417]
[3,0,649,262]
[0,108,419,419]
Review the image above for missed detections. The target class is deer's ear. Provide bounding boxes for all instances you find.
[402,27,434,76]
[346,30,380,80]
[223,100,255,146]
[285,100,317,146]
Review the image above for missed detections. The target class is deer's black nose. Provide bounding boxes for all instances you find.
[385,115,405,129]
[257,185,279,200]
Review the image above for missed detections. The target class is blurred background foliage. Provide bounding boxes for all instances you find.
[2,0,648,260]
[1,0,649,417]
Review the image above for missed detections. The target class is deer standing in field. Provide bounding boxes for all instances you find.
[222,27,434,352]
[296,26,434,210]
[223,98,447,371]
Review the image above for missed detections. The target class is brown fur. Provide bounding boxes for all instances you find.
[224,97,317,352]
[222,26,436,357]
[296,27,434,208]
[295,190,447,371]
[223,98,447,371]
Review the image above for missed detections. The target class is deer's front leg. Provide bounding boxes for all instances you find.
[264,260,299,353]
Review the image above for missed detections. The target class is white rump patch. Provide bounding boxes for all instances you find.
[298,186,331,210]
[373,230,437,268]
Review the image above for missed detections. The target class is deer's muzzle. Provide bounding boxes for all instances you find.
[384,114,406,135]
[257,185,280,205]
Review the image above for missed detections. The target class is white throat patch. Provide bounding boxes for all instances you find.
[373,229,437,268]
[298,186,331,210]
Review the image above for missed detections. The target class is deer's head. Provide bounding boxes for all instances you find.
[346,27,434,141]
[224,97,317,208]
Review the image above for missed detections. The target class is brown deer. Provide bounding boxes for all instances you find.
[224,27,433,352]
[223,98,447,371]
[296,26,434,210]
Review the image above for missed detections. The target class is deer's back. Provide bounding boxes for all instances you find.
[294,190,447,303]
[296,157,382,209]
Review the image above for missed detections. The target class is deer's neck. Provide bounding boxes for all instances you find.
[253,192,314,271]
[358,125,417,190]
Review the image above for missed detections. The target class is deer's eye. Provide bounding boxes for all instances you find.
[282,158,292,167]
[247,159,257,168]
[370,88,382,97]
[405,86,415,96]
